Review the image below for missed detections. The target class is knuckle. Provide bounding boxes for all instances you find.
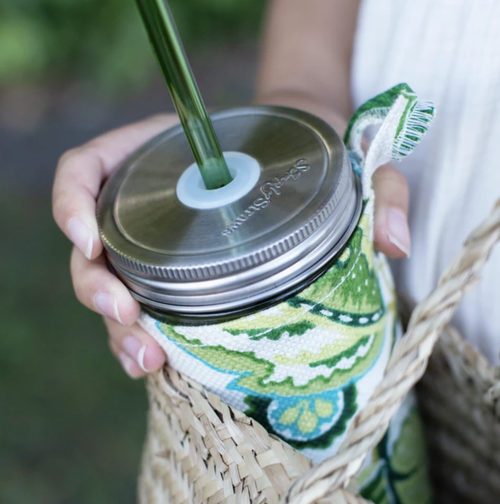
[108,339,120,358]
[374,165,408,187]
[57,145,98,185]
[52,191,71,224]
[72,280,87,306]
[53,194,84,233]
[373,168,409,206]
[53,149,85,219]
[390,172,408,191]
[57,147,82,172]
[71,273,87,305]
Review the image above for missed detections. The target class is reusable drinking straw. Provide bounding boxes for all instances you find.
[135,0,232,189]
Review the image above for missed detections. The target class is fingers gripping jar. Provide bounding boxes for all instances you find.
[98,84,435,503]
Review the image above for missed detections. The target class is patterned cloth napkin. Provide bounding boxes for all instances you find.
[140,84,435,503]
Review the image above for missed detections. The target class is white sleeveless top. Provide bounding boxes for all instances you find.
[352,0,500,364]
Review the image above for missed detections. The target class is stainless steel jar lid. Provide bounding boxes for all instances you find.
[97,106,361,323]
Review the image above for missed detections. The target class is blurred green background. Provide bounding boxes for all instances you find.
[0,1,265,503]
[0,0,265,91]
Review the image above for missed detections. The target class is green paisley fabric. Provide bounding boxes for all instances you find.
[356,394,433,504]
[140,83,435,503]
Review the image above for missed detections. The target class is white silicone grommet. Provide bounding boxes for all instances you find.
[176,152,261,209]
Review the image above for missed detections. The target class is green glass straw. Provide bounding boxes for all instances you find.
[135,0,233,189]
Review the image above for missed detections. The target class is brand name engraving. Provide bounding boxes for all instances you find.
[222,158,310,236]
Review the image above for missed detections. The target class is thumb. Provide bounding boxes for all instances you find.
[372,164,411,259]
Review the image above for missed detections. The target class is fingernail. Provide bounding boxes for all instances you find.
[94,291,123,324]
[68,217,93,260]
[118,352,141,379]
[387,208,411,257]
[123,336,148,372]
[122,336,165,373]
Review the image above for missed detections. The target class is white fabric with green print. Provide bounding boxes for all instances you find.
[140,84,435,503]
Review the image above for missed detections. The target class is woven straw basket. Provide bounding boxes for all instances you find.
[138,200,500,504]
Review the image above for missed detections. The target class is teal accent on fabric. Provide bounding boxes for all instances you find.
[348,151,363,176]
[245,383,358,450]
[144,84,436,501]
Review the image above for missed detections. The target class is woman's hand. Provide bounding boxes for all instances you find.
[53,114,180,378]
[52,0,411,380]
[372,164,411,258]
[53,111,411,380]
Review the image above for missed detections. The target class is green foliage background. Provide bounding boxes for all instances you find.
[0,0,266,92]
[0,2,266,503]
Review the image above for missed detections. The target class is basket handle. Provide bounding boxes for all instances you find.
[284,200,500,504]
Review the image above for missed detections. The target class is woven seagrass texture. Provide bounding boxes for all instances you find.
[139,200,500,504]
[418,326,500,504]
[139,367,370,504]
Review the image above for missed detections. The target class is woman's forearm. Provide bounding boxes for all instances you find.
[255,0,361,134]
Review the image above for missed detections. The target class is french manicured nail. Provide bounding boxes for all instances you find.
[122,336,165,372]
[68,217,93,260]
[118,352,141,379]
[94,291,123,324]
[122,336,148,372]
[387,208,411,257]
